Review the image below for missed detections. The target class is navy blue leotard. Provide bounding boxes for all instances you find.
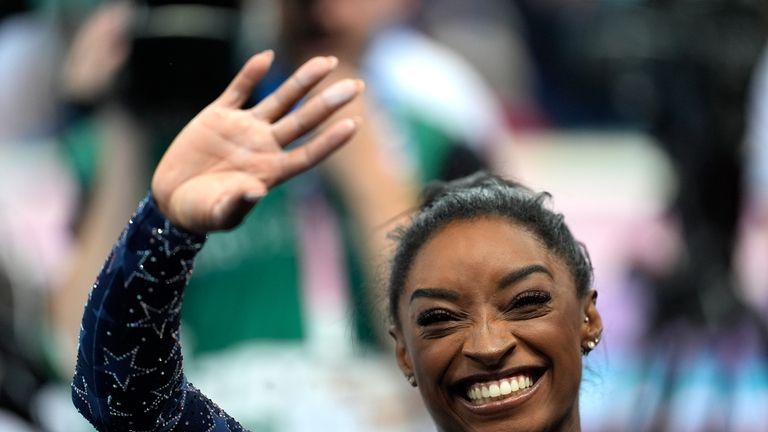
[72,194,247,431]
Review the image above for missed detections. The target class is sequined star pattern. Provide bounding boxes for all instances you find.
[126,295,180,339]
[102,347,156,391]
[71,376,92,417]
[71,193,247,431]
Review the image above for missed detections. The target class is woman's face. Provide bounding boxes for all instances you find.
[392,217,601,432]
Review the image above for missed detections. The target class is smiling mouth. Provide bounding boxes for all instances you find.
[459,369,545,407]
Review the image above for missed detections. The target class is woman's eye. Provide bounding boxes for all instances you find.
[416,309,457,327]
[507,290,552,316]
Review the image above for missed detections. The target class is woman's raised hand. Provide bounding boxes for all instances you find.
[151,51,362,234]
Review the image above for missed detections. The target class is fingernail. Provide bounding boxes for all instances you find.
[327,56,339,69]
[356,79,366,92]
[323,79,358,108]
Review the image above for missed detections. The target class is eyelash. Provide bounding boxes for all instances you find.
[415,291,552,329]
[505,290,552,320]
[416,309,458,327]
[510,290,551,308]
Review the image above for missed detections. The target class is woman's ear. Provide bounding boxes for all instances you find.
[389,325,415,382]
[580,290,603,353]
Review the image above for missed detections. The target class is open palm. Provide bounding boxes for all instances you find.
[151,51,362,233]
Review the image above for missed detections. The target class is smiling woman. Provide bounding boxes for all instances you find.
[388,173,603,432]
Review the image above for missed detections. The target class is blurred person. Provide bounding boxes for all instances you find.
[276,0,508,164]
[70,51,604,432]
[50,0,404,359]
[52,0,240,369]
[179,0,509,358]
[417,0,545,129]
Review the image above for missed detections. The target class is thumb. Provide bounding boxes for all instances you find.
[167,174,268,233]
[210,189,266,231]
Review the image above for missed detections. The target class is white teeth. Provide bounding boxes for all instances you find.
[481,386,490,398]
[466,375,536,403]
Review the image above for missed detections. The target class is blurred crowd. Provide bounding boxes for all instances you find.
[1,0,767,431]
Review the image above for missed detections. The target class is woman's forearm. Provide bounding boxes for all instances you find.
[71,194,245,431]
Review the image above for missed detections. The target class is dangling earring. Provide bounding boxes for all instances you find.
[408,375,417,387]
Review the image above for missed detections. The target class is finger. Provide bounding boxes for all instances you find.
[214,50,275,108]
[279,118,359,180]
[271,79,364,146]
[251,56,338,122]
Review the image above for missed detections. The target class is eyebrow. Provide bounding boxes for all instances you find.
[497,264,553,290]
[409,287,460,304]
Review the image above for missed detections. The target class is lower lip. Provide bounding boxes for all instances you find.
[457,372,545,416]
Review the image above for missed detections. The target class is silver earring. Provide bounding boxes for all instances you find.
[584,316,590,323]
[408,375,417,387]
[586,340,596,350]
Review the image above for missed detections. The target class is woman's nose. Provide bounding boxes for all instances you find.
[461,320,516,368]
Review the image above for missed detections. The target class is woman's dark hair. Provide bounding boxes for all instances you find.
[388,171,593,327]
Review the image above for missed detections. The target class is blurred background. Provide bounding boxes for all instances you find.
[1,0,767,430]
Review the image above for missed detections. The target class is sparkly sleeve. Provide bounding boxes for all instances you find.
[71,193,248,432]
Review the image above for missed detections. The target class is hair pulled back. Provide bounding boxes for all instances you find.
[388,172,593,328]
